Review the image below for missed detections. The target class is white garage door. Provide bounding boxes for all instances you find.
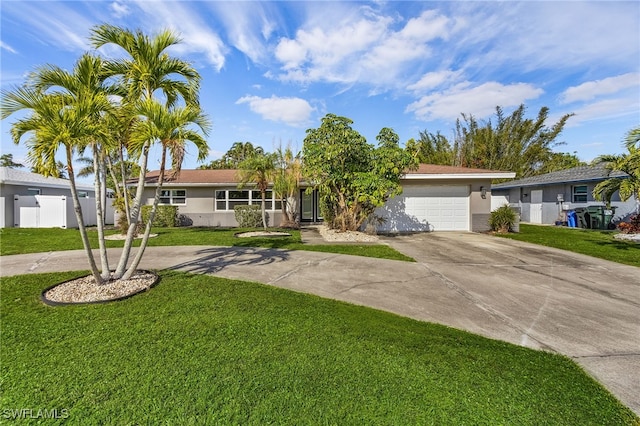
[377,185,470,232]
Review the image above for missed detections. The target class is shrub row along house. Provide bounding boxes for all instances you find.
[139,164,515,233]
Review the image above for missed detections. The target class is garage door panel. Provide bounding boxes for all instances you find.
[377,185,469,232]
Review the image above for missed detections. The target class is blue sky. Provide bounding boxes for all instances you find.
[1,0,639,177]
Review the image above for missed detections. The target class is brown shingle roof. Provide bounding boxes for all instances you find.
[407,164,512,175]
[141,169,240,185]
[141,164,513,185]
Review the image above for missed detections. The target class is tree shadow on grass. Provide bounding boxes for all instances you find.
[166,246,290,275]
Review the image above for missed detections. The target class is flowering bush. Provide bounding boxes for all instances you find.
[617,214,640,234]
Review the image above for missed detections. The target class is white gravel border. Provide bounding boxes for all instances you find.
[43,271,158,304]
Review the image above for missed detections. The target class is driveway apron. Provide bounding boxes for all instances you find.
[1,233,638,414]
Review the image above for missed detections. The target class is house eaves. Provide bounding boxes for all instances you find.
[0,167,94,191]
[402,163,515,180]
[492,164,628,190]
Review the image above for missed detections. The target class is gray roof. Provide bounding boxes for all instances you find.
[0,167,94,191]
[492,163,628,190]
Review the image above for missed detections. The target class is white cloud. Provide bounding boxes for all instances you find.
[236,95,314,127]
[560,73,640,104]
[130,1,227,71]
[562,96,640,126]
[0,41,17,54]
[406,81,543,121]
[109,1,130,18]
[1,1,90,52]
[206,2,280,64]
[464,3,637,72]
[407,70,464,93]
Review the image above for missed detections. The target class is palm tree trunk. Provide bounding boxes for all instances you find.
[66,146,103,284]
[261,189,267,230]
[114,141,150,278]
[93,145,110,279]
[123,147,167,279]
[118,144,132,225]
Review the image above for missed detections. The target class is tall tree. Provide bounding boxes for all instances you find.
[29,53,119,280]
[2,83,109,285]
[199,142,264,169]
[407,131,454,165]
[0,153,24,168]
[593,126,640,213]
[452,105,573,177]
[537,152,585,174]
[91,24,203,280]
[237,152,277,230]
[126,99,209,271]
[303,114,415,231]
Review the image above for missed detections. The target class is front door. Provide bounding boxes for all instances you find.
[300,189,323,223]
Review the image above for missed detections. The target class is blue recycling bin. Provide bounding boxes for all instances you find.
[567,210,577,228]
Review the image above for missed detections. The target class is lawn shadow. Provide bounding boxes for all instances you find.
[166,246,290,275]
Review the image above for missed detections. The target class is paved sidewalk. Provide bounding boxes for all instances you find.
[1,233,638,415]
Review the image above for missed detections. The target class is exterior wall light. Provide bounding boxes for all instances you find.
[480,186,487,199]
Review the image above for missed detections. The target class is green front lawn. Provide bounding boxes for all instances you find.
[2,271,636,425]
[496,224,640,267]
[0,227,414,262]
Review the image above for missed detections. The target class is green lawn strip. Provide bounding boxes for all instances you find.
[2,272,636,425]
[495,224,640,267]
[0,227,414,262]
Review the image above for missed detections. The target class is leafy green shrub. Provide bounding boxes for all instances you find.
[617,214,640,234]
[234,205,263,228]
[489,205,518,233]
[141,205,178,227]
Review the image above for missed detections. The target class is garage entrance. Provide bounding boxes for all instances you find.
[377,185,470,232]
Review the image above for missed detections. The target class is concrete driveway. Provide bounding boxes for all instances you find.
[1,232,638,414]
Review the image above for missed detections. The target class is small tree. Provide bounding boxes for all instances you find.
[489,205,518,233]
[273,143,302,227]
[303,114,416,232]
[237,152,277,230]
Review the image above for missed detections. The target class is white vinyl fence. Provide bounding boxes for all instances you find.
[491,194,510,211]
[13,195,114,228]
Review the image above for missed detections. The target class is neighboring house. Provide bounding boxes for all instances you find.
[0,167,112,228]
[491,163,636,225]
[139,164,515,232]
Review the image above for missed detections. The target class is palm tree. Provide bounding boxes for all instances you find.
[30,53,119,280]
[238,152,277,230]
[90,24,202,280]
[593,126,640,213]
[0,153,24,168]
[273,144,302,227]
[1,85,108,285]
[124,99,210,278]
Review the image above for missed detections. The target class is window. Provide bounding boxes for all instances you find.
[78,191,88,198]
[215,189,281,211]
[27,188,41,195]
[572,185,588,203]
[159,189,186,205]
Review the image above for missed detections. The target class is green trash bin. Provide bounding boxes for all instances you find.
[604,206,617,230]
[586,206,605,230]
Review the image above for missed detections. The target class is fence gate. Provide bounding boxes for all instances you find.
[530,190,543,224]
[14,195,68,228]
